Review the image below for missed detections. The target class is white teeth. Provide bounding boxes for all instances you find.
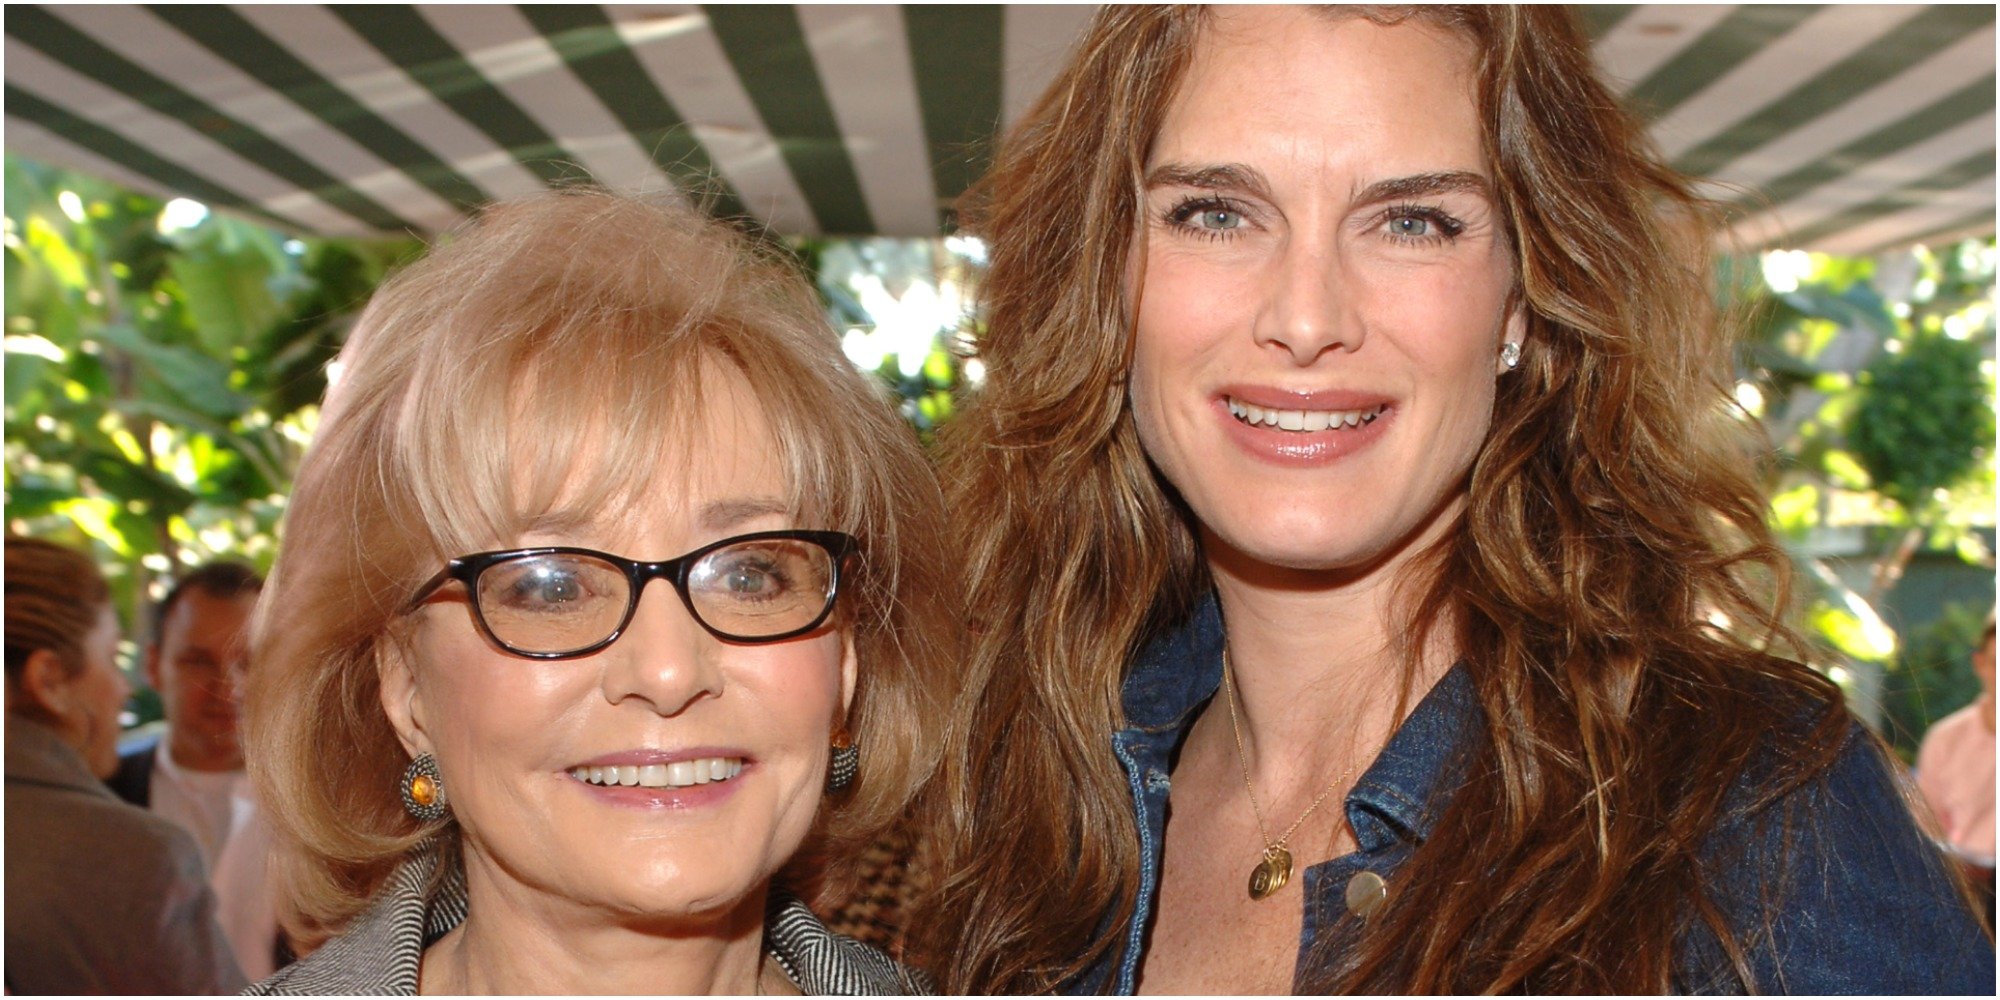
[1226,398,1384,433]
[569,757,745,789]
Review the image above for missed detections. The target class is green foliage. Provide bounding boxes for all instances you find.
[793,235,974,442]
[3,155,415,653]
[1741,244,1996,540]
[1736,241,1996,742]
[1879,601,1992,761]
[1848,329,1995,515]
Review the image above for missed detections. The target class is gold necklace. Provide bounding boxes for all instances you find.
[1220,647,1362,901]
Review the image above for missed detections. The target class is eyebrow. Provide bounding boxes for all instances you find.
[519,496,791,540]
[1143,163,1492,205]
[698,496,792,532]
[1144,162,1272,197]
[1354,171,1492,204]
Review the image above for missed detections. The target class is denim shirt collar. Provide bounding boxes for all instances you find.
[1122,591,1480,842]
[1090,591,1483,993]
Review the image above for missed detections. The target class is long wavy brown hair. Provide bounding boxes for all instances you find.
[911,6,1868,993]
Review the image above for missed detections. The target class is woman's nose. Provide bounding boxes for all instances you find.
[1255,232,1363,364]
[596,582,723,716]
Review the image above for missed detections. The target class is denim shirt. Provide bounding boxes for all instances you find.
[1066,594,1995,994]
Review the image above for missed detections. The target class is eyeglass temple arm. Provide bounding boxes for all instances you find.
[402,566,456,613]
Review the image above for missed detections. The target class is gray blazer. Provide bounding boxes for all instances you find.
[248,843,928,995]
[4,715,246,995]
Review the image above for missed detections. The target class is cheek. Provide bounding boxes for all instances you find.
[1129,254,1224,456]
[413,629,590,775]
[1357,256,1511,375]
[742,640,846,743]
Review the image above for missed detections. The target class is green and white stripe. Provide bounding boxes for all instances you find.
[6,4,1992,252]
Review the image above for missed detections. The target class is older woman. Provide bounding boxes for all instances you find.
[244,190,949,995]
[913,5,1991,994]
[5,536,245,994]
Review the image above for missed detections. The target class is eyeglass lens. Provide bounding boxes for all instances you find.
[472,538,837,653]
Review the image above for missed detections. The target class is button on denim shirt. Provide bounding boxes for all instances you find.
[1066,594,1995,994]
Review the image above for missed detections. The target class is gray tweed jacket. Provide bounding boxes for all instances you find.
[247,845,926,995]
[6,716,246,994]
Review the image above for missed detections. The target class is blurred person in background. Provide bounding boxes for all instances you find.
[105,561,291,980]
[108,561,262,865]
[4,535,245,994]
[1917,610,1997,918]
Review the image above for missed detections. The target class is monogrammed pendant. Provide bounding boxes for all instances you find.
[1248,846,1293,900]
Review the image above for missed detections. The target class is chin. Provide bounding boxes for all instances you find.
[1240,537,1396,576]
[1203,500,1454,582]
[603,874,769,927]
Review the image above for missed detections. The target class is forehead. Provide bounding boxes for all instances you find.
[1154,9,1484,176]
[161,588,256,643]
[517,357,793,546]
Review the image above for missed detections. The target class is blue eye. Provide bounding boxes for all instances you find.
[483,555,622,617]
[1380,205,1466,243]
[512,568,583,606]
[1387,215,1431,238]
[1165,197,1250,239]
[720,558,787,598]
[1197,208,1242,230]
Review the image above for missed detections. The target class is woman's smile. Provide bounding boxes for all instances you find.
[1216,387,1396,467]
[563,749,754,809]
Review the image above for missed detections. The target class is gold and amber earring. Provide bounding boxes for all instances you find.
[400,752,450,822]
[826,726,859,794]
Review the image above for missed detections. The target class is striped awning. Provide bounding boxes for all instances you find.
[5,4,1993,255]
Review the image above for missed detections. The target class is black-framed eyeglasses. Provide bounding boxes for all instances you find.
[405,530,859,659]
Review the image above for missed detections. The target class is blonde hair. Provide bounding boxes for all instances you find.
[247,189,953,944]
[914,6,1857,993]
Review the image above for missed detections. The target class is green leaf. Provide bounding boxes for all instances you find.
[1808,598,1896,662]
[922,348,956,389]
[94,322,250,419]
[1778,284,1900,346]
[52,496,132,557]
[1821,449,1871,491]
[23,215,87,291]
[72,447,196,514]
[4,353,50,413]
[105,399,284,493]
[168,238,282,357]
[1768,482,1820,537]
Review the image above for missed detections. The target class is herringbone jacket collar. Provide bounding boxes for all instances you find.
[247,845,924,995]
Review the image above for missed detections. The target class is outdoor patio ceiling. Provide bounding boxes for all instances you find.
[4,4,1994,255]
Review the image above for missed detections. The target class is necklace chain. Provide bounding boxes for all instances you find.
[1220,647,1359,855]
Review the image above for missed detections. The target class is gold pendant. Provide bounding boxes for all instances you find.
[1248,846,1293,900]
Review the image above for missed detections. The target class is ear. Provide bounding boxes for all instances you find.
[837,629,859,721]
[1497,292,1529,376]
[375,639,433,758]
[17,649,78,720]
